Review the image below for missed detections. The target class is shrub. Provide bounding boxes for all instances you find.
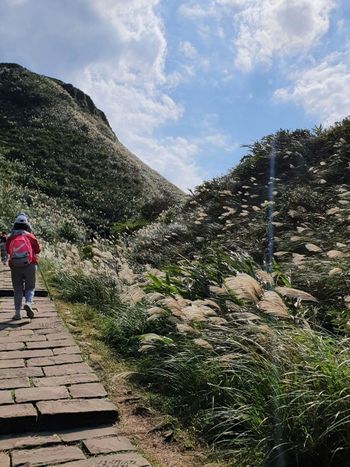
[101,307,172,357]
[58,221,81,242]
[137,325,350,467]
[50,269,121,314]
[111,219,149,236]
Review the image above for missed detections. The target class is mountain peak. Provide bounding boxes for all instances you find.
[0,63,184,232]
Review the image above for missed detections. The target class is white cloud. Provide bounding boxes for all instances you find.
[179,40,198,58]
[199,133,237,151]
[73,0,214,190]
[234,0,336,71]
[179,3,216,19]
[77,68,182,134]
[274,52,350,125]
[89,0,167,87]
[177,40,210,74]
[179,1,336,74]
[131,135,203,190]
[179,0,244,19]
[165,65,196,88]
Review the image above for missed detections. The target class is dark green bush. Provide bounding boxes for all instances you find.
[51,270,121,313]
[111,219,149,236]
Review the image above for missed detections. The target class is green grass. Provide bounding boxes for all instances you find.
[43,259,350,467]
[0,63,183,234]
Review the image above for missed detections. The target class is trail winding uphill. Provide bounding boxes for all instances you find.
[0,263,151,466]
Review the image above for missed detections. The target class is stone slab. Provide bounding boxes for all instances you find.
[69,383,107,399]
[0,342,24,351]
[23,320,61,331]
[0,403,37,434]
[0,336,26,344]
[0,391,13,405]
[0,378,30,390]
[59,453,151,466]
[26,339,75,349]
[43,362,92,377]
[31,312,57,318]
[47,332,72,341]
[0,453,10,467]
[0,359,24,369]
[37,398,118,430]
[0,349,53,360]
[52,346,81,355]
[0,321,30,330]
[22,335,47,342]
[83,436,136,454]
[15,386,69,403]
[58,425,118,442]
[7,329,33,336]
[36,327,66,335]
[0,433,61,450]
[27,353,82,367]
[11,445,85,466]
[0,367,43,379]
[33,373,99,387]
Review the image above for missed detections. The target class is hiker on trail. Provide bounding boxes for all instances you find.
[6,213,41,320]
[0,231,7,265]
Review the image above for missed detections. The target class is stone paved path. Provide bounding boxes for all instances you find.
[0,264,151,466]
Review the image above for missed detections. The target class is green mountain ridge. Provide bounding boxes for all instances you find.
[0,63,183,233]
[129,122,350,324]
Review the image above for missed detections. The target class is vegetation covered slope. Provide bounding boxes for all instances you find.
[100,120,350,465]
[129,121,350,330]
[2,61,350,466]
[0,63,183,233]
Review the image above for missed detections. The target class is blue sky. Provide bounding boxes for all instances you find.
[0,0,349,190]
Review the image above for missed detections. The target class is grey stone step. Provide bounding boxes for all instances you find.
[37,398,118,430]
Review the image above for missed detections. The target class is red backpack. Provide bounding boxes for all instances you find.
[9,233,33,267]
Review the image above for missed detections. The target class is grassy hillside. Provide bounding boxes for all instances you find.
[128,121,350,329]
[0,63,184,233]
[2,62,350,466]
[101,120,350,465]
[128,122,350,264]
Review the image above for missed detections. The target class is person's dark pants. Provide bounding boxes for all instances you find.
[11,264,36,316]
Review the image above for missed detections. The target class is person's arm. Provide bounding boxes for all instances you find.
[5,237,12,254]
[29,234,41,254]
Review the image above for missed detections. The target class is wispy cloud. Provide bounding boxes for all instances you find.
[179,0,244,20]
[179,0,336,72]
[233,0,336,71]
[179,40,198,59]
[274,52,350,125]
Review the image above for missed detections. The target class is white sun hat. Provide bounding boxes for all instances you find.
[14,212,29,224]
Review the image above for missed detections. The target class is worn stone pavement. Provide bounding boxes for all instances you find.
[0,264,151,466]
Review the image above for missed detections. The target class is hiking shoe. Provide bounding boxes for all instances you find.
[12,314,21,321]
[24,304,34,319]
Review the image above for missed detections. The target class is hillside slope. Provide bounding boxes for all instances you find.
[0,63,183,233]
[129,120,350,328]
[37,119,350,466]
[1,84,350,464]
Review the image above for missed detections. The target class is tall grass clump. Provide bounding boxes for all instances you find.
[102,307,172,357]
[44,261,173,357]
[43,248,350,466]
[136,325,350,467]
[48,268,121,314]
